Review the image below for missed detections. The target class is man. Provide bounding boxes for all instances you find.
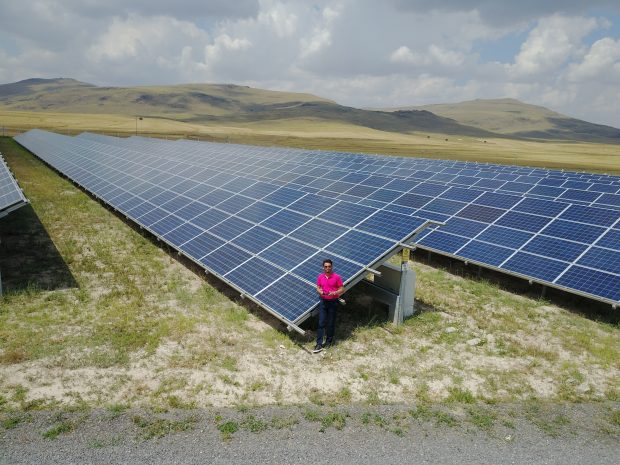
[314,259,344,353]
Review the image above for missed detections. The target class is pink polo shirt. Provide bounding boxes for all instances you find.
[317,272,343,300]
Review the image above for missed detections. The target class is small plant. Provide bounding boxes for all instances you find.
[241,415,267,433]
[132,414,197,439]
[320,412,347,432]
[446,387,476,404]
[217,420,239,440]
[42,419,76,439]
[467,407,496,430]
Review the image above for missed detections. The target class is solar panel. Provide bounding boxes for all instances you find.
[14,130,434,331]
[68,132,620,306]
[0,153,28,218]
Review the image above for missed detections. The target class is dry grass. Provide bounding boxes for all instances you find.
[1,109,619,173]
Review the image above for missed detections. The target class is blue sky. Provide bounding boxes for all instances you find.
[0,0,619,128]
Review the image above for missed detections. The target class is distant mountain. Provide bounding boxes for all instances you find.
[2,79,619,142]
[382,98,620,142]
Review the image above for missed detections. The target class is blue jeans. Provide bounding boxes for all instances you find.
[317,298,338,345]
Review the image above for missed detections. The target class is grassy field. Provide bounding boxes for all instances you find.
[0,137,618,422]
[1,109,620,174]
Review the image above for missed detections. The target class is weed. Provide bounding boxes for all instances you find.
[361,412,387,428]
[320,412,347,432]
[446,387,476,404]
[42,419,76,439]
[270,415,299,429]
[467,407,496,430]
[132,414,197,439]
[241,415,267,433]
[217,420,239,440]
[106,403,129,418]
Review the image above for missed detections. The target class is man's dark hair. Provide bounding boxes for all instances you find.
[322,259,333,266]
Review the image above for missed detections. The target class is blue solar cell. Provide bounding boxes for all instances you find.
[345,184,377,198]
[596,229,620,249]
[559,189,600,202]
[262,187,306,207]
[322,170,348,181]
[318,201,375,227]
[589,183,619,194]
[558,204,620,227]
[170,179,199,195]
[163,222,203,246]
[180,232,225,259]
[160,195,194,214]
[430,173,457,183]
[307,178,335,189]
[287,194,334,216]
[440,217,488,237]
[541,219,606,244]
[124,202,156,219]
[259,237,317,269]
[360,175,392,187]
[414,210,450,222]
[475,192,522,209]
[562,180,590,190]
[357,211,425,241]
[474,179,505,189]
[528,186,565,198]
[239,181,279,199]
[456,204,505,223]
[366,189,402,203]
[439,187,483,203]
[237,201,280,223]
[257,274,319,322]
[137,207,168,226]
[537,177,565,187]
[513,198,568,217]
[501,182,532,193]
[261,209,309,234]
[201,243,249,275]
[225,257,284,295]
[417,231,470,253]
[476,226,533,248]
[502,252,567,281]
[216,195,255,214]
[458,241,514,266]
[199,189,233,206]
[340,172,370,184]
[150,190,178,206]
[232,226,282,254]
[598,193,620,207]
[182,183,214,200]
[409,183,449,197]
[495,211,551,233]
[522,236,587,262]
[392,193,433,209]
[384,204,418,216]
[290,219,347,247]
[189,208,229,230]
[556,266,620,301]
[577,247,620,274]
[209,216,253,241]
[326,230,394,264]
[150,214,185,236]
[516,175,543,184]
[452,175,478,185]
[383,179,419,192]
[221,177,253,192]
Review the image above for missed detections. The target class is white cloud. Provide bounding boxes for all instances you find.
[567,37,620,82]
[508,15,599,78]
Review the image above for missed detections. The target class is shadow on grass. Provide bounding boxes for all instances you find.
[0,204,77,293]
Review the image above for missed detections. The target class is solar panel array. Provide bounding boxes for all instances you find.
[73,132,620,306]
[0,153,28,218]
[14,129,434,329]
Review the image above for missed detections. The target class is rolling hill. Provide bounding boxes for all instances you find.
[384,98,620,142]
[1,78,620,142]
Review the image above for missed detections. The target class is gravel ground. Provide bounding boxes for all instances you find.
[1,403,618,465]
